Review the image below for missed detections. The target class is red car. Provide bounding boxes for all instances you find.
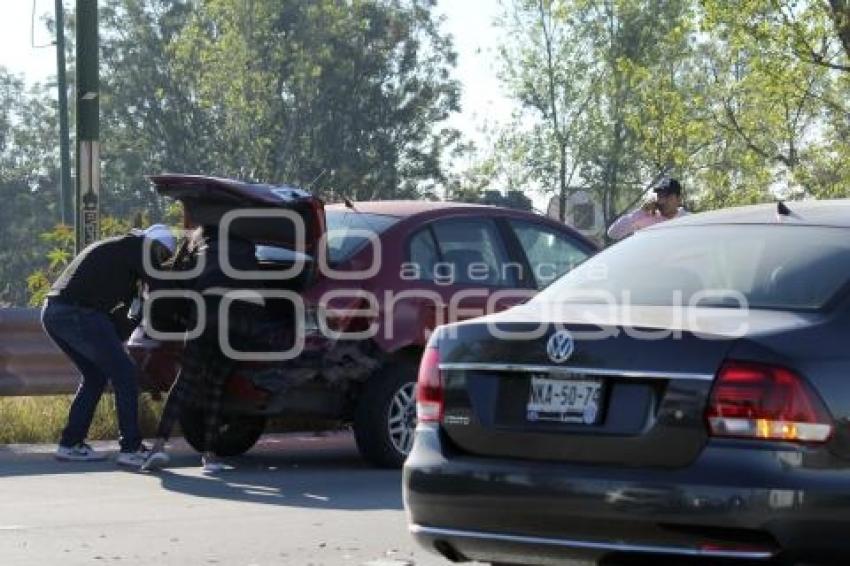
[128,175,597,467]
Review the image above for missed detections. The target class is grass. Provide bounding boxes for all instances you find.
[0,394,342,445]
[0,394,164,445]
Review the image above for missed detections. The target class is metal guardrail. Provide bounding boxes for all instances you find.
[0,308,78,396]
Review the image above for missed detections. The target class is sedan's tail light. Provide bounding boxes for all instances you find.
[706,361,833,443]
[416,347,443,423]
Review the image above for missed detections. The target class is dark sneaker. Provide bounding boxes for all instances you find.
[55,442,107,462]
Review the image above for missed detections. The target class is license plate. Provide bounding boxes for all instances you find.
[526,375,603,424]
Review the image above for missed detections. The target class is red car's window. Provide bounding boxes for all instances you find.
[408,228,440,281]
[509,220,591,289]
[430,219,518,287]
[325,210,400,263]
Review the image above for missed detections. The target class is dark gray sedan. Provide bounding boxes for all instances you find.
[403,200,850,565]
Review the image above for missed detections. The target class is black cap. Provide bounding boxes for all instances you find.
[653,177,682,196]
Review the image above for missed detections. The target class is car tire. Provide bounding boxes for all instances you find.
[353,357,419,468]
[178,407,266,457]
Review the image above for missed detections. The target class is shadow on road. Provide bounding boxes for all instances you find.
[155,462,403,510]
[0,431,405,511]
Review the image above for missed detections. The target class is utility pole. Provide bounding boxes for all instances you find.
[75,0,99,253]
[55,0,73,226]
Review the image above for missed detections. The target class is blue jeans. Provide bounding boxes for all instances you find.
[41,300,141,452]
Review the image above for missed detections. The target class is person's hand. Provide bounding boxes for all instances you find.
[641,199,658,215]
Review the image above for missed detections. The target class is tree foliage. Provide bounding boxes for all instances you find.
[0,1,461,306]
[0,70,61,306]
[99,0,460,205]
[26,217,134,307]
[495,0,701,226]
[493,0,850,223]
[7,0,850,305]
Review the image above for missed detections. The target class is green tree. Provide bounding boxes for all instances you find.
[93,0,461,205]
[26,217,133,307]
[0,69,63,306]
[698,0,839,200]
[3,1,464,306]
[493,0,850,221]
[98,0,213,219]
[496,0,595,220]
[497,0,703,227]
[103,0,462,200]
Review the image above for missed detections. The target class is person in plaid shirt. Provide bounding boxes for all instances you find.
[141,227,267,474]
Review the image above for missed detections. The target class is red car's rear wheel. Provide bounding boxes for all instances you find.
[179,408,266,457]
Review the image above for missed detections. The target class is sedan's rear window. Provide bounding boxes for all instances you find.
[535,225,850,310]
[325,210,400,263]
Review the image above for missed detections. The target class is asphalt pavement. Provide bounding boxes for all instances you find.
[0,431,472,566]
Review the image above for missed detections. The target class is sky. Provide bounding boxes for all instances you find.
[0,1,531,199]
[435,0,516,149]
[0,1,58,83]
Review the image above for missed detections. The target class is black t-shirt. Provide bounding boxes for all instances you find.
[49,233,164,313]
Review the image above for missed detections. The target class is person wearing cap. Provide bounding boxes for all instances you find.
[42,224,176,466]
[607,177,689,241]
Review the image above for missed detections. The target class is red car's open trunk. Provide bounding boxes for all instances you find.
[148,174,326,255]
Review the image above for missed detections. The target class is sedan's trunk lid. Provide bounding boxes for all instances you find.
[435,302,821,468]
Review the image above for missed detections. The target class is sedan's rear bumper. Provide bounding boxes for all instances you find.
[409,524,776,564]
[403,425,850,564]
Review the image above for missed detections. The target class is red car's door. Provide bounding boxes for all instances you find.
[405,217,533,333]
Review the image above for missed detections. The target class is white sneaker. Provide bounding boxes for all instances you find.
[55,442,107,462]
[201,454,225,474]
[139,450,170,472]
[116,445,151,467]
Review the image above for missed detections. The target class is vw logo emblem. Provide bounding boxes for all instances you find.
[547,330,574,364]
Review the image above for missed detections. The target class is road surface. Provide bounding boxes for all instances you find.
[0,431,479,566]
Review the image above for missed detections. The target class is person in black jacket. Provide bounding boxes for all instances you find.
[42,224,176,466]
